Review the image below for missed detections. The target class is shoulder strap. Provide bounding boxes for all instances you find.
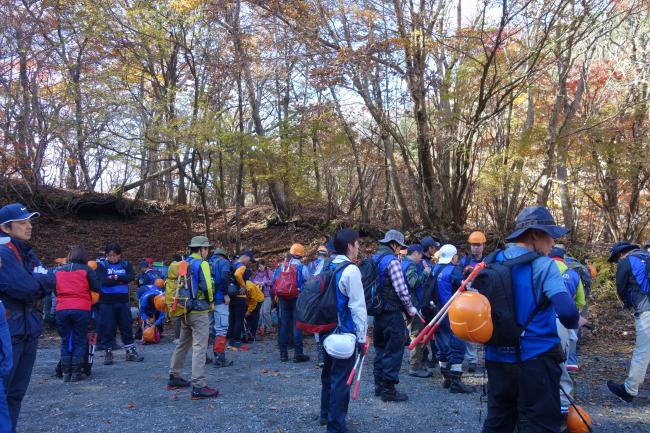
[503,251,540,267]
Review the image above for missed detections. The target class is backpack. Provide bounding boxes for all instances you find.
[138,269,163,287]
[628,251,650,295]
[210,257,237,297]
[472,250,546,352]
[357,254,390,316]
[565,257,593,297]
[273,264,300,299]
[173,257,210,314]
[419,265,446,321]
[296,262,352,333]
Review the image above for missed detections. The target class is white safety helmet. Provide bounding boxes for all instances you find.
[323,333,356,359]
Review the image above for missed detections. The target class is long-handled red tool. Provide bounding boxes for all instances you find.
[408,262,486,351]
[351,339,371,400]
[346,338,370,386]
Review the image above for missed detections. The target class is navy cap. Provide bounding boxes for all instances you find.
[420,236,441,250]
[407,244,424,255]
[506,206,569,241]
[325,240,335,253]
[0,203,39,226]
[549,247,566,259]
[608,241,639,263]
[241,250,255,262]
[138,260,149,269]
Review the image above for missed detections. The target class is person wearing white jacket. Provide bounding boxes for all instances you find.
[319,229,367,433]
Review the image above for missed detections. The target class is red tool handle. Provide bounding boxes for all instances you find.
[352,355,366,400]
[346,354,361,386]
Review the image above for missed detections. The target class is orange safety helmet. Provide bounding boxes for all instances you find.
[142,326,160,344]
[449,292,493,344]
[87,260,98,270]
[566,404,592,433]
[468,231,487,244]
[290,243,306,257]
[90,291,100,305]
[154,294,167,312]
[55,257,67,265]
[154,278,165,289]
[587,264,598,279]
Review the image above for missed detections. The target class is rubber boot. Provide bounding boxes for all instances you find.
[61,356,72,382]
[450,371,476,394]
[441,365,451,389]
[380,382,408,402]
[374,378,384,397]
[71,357,85,382]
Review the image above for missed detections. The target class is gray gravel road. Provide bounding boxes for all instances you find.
[18,334,650,433]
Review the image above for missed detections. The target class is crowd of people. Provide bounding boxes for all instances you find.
[0,201,648,433]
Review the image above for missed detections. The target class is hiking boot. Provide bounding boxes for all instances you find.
[566,364,580,373]
[280,352,289,362]
[54,360,63,378]
[71,357,85,382]
[607,380,634,403]
[450,371,476,394]
[125,347,144,362]
[441,366,451,389]
[213,353,233,368]
[167,374,191,390]
[424,359,437,373]
[381,383,408,402]
[104,350,113,366]
[293,354,310,363]
[61,356,72,382]
[408,366,433,378]
[468,362,477,373]
[191,386,219,400]
[374,378,384,397]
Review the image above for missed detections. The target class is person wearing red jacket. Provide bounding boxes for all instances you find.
[55,246,99,382]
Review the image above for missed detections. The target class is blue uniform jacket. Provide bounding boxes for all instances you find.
[0,239,55,338]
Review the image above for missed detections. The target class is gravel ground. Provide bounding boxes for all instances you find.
[19,333,650,433]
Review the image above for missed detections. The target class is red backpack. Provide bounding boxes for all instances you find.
[273,264,299,299]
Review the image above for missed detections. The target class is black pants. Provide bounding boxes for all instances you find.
[227,297,247,343]
[320,330,357,433]
[482,355,562,433]
[246,303,262,340]
[372,311,406,385]
[97,302,134,350]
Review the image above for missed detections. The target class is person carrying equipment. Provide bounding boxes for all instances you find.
[54,246,99,382]
[96,242,143,365]
[431,244,475,393]
[245,280,264,342]
[229,251,255,350]
[319,229,368,433]
[419,235,441,371]
[209,248,234,367]
[460,230,488,372]
[138,286,166,344]
[137,258,164,288]
[401,244,432,378]
[0,203,56,433]
[371,230,417,402]
[308,245,329,276]
[479,206,580,433]
[273,244,312,362]
[167,236,218,400]
[606,241,650,403]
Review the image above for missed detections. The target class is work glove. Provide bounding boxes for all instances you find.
[407,306,418,317]
[356,341,367,356]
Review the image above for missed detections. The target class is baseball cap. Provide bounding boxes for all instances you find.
[0,203,39,225]
[438,244,458,265]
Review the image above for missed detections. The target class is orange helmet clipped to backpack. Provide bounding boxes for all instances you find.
[566,404,592,433]
[154,278,165,289]
[468,231,487,244]
[143,326,160,344]
[449,292,493,344]
[90,291,100,305]
[154,294,167,312]
[87,260,98,270]
[290,243,306,258]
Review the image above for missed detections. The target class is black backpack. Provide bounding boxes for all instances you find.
[296,262,352,334]
[419,265,446,321]
[358,254,390,316]
[472,250,547,351]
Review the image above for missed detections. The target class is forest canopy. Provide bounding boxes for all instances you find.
[1,0,648,243]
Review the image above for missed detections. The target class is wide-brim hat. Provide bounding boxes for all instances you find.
[213,248,227,257]
[506,206,569,242]
[379,229,406,247]
[608,241,639,263]
[188,236,212,248]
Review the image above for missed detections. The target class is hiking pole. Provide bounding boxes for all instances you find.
[560,384,593,433]
[408,262,486,350]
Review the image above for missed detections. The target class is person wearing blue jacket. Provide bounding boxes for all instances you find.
[96,241,143,365]
[606,241,650,403]
[0,203,56,433]
[0,298,13,433]
[432,244,475,394]
[209,248,233,368]
[139,286,165,331]
[481,206,580,433]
